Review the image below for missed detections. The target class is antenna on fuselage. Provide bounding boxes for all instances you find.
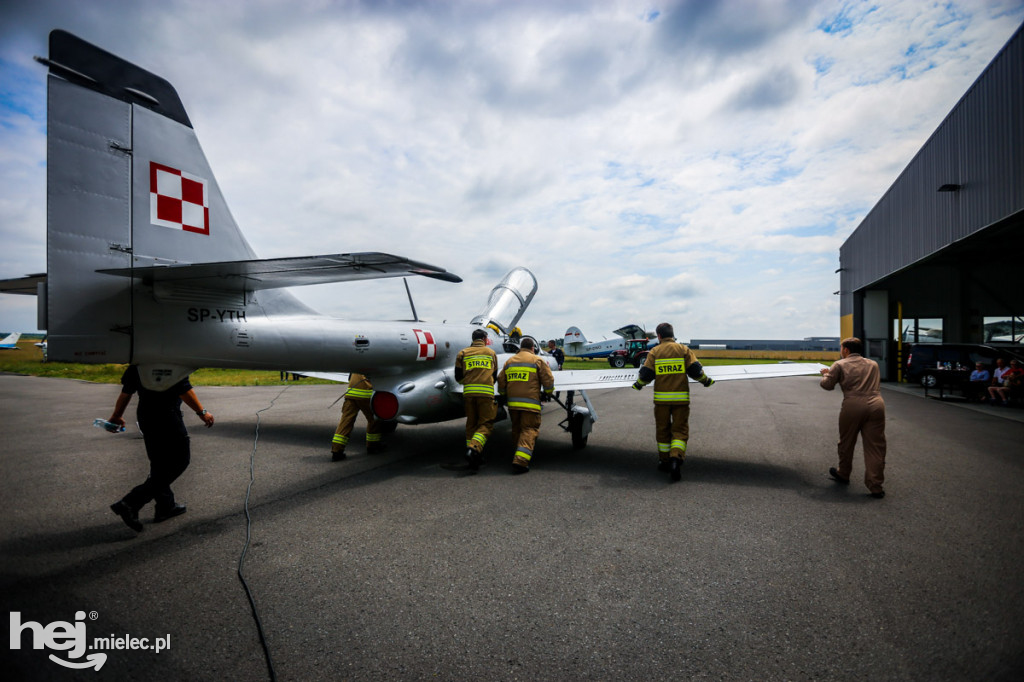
[403,278,420,322]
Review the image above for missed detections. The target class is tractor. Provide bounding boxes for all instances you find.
[607,338,650,368]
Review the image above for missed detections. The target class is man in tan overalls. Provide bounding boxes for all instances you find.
[455,328,499,470]
[498,337,555,474]
[330,373,384,461]
[819,337,887,498]
[632,322,714,482]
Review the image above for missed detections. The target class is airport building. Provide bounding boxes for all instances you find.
[838,23,1023,379]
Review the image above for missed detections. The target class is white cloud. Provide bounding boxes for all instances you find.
[0,0,1021,343]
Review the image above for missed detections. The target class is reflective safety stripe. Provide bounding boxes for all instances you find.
[346,388,373,399]
[505,368,536,382]
[657,442,670,453]
[464,356,493,370]
[653,391,689,402]
[671,440,687,452]
[463,383,495,396]
[655,359,687,374]
[515,447,533,461]
[332,434,349,445]
[508,398,541,411]
[366,433,382,443]
[472,433,487,446]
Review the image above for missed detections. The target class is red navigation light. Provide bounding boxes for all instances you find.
[371,391,399,421]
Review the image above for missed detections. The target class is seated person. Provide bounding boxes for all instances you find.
[968,362,991,400]
[989,359,1023,406]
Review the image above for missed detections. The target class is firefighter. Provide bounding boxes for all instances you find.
[632,322,714,482]
[455,328,499,470]
[498,337,555,474]
[330,373,384,461]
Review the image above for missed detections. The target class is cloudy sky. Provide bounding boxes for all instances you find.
[1,1,1022,343]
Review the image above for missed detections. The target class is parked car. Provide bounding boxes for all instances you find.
[904,343,1024,387]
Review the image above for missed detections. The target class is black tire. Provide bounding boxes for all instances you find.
[920,373,938,388]
[570,413,588,449]
[609,355,626,368]
[378,420,398,434]
[633,354,646,368]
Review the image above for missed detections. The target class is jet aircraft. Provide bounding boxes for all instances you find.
[0,332,22,350]
[0,31,827,450]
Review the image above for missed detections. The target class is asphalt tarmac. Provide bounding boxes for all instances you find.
[2,373,1022,681]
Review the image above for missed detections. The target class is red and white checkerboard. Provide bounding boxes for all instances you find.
[414,329,436,361]
[150,161,210,235]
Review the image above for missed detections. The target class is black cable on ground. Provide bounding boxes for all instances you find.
[238,385,290,682]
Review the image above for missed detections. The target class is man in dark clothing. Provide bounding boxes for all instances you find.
[546,339,565,370]
[108,365,214,532]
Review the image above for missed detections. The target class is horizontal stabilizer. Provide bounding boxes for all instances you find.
[98,252,461,291]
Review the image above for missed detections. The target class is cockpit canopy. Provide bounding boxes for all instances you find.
[470,267,537,334]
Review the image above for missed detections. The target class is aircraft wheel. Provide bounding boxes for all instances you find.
[379,421,399,434]
[570,413,588,450]
[609,356,626,368]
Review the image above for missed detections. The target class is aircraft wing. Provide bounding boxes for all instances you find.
[549,363,828,392]
[705,363,829,380]
[612,324,647,340]
[0,273,46,295]
[291,371,351,383]
[97,252,461,290]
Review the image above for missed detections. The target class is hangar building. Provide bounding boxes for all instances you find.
[838,23,1023,380]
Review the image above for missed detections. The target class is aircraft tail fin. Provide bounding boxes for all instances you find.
[0,331,22,347]
[41,30,261,363]
[564,326,588,354]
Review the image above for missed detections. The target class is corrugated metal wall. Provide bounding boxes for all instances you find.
[840,23,1024,316]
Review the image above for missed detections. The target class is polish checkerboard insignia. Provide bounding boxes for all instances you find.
[150,162,210,235]
[413,329,436,361]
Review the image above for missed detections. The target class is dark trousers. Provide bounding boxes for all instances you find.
[123,419,191,512]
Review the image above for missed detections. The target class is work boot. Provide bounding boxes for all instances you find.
[511,463,529,475]
[331,448,346,462]
[657,460,671,473]
[670,458,682,482]
[828,467,850,484]
[465,448,483,471]
[110,500,142,532]
[154,503,187,523]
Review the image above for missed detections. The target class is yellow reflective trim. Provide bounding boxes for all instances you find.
[464,384,495,396]
[465,356,493,370]
[366,433,382,442]
[515,449,533,461]
[505,368,535,382]
[670,440,686,451]
[657,443,670,453]
[472,433,487,445]
[332,434,349,445]
[508,400,541,411]
[653,392,690,402]
[346,388,373,399]
[655,360,687,375]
